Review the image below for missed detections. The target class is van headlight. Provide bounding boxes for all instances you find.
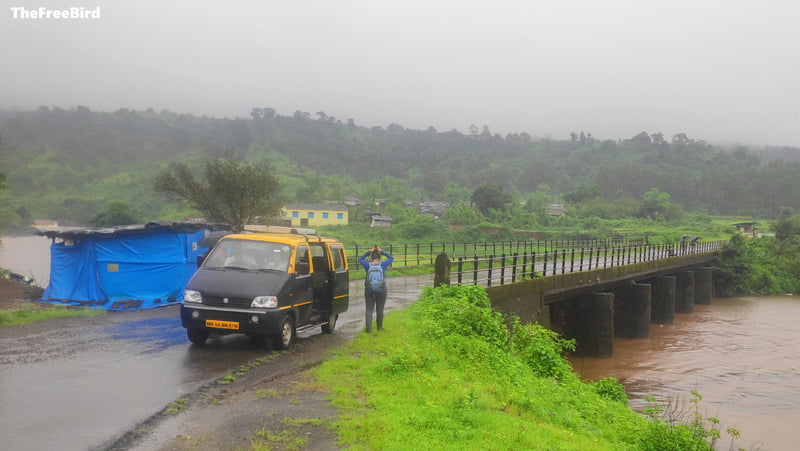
[184,289,203,303]
[252,295,278,308]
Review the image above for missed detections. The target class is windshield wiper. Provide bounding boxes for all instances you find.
[255,267,285,273]
[222,265,250,271]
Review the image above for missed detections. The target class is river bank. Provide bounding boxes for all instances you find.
[0,275,44,309]
[0,235,50,310]
[0,234,52,288]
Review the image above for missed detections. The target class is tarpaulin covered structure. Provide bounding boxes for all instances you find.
[38,222,229,310]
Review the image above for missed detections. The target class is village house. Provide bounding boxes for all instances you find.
[282,203,349,227]
[418,201,449,218]
[548,203,567,217]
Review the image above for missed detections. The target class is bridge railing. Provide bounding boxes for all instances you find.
[345,237,649,269]
[445,239,725,287]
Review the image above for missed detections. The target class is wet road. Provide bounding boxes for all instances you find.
[0,273,433,451]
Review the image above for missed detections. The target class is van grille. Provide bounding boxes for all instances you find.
[202,295,252,309]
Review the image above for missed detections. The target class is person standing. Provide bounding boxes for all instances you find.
[359,246,393,333]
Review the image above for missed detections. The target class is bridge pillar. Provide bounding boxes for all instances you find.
[647,276,676,324]
[611,284,651,338]
[675,271,695,313]
[549,293,614,358]
[693,267,713,305]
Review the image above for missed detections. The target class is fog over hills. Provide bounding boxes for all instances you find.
[2,1,800,147]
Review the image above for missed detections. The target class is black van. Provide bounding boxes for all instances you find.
[180,227,349,349]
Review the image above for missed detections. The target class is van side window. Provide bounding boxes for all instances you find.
[310,243,329,272]
[295,245,310,275]
[330,245,345,271]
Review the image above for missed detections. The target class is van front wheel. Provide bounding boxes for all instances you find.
[187,329,209,345]
[273,315,295,350]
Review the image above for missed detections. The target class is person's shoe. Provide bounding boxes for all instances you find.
[377,326,383,331]
[365,328,371,333]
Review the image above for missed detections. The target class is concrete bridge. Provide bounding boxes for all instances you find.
[436,243,721,358]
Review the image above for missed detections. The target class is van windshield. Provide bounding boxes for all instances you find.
[204,239,292,272]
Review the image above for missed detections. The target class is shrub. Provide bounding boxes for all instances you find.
[412,285,509,348]
[589,377,628,404]
[507,318,575,381]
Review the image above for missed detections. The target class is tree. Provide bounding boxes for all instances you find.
[153,152,282,232]
[775,214,800,242]
[441,203,482,226]
[90,202,143,227]
[471,184,510,215]
[441,181,470,206]
[627,131,652,146]
[638,188,670,220]
[563,185,601,204]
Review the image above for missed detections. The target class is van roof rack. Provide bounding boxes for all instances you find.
[243,225,321,240]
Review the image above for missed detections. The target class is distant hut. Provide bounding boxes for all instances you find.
[369,214,393,228]
[733,222,758,237]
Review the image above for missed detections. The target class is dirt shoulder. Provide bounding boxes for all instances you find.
[115,327,358,451]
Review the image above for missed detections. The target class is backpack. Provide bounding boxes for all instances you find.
[366,264,385,292]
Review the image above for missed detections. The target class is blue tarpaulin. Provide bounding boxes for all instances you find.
[39,222,228,311]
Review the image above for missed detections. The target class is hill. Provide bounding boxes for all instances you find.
[1,106,799,228]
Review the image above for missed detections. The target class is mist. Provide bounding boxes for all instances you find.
[3,0,799,147]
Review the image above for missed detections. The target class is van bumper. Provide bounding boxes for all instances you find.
[181,304,286,335]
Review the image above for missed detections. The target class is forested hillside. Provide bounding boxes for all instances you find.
[1,106,799,228]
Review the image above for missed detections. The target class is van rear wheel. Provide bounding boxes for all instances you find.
[187,329,209,345]
[273,315,295,350]
[321,312,338,334]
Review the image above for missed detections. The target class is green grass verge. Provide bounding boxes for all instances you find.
[310,285,737,450]
[0,305,105,327]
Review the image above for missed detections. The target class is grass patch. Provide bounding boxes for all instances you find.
[166,397,189,415]
[248,417,326,450]
[349,264,434,280]
[311,285,740,450]
[255,388,280,399]
[0,305,105,327]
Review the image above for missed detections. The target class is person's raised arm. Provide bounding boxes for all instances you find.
[380,250,394,269]
[359,251,371,271]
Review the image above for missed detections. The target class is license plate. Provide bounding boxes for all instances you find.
[206,319,239,330]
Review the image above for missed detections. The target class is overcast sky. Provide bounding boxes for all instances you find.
[2,0,799,147]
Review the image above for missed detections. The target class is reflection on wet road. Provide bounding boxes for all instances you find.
[0,274,432,451]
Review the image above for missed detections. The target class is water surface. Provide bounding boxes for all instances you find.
[571,295,800,450]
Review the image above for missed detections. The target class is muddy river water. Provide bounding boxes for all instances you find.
[571,295,800,450]
[2,235,798,449]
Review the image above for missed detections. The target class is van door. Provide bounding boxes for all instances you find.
[309,243,330,313]
[329,244,349,314]
[293,245,313,323]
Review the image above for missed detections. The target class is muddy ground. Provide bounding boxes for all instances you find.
[0,276,347,451]
[0,275,45,310]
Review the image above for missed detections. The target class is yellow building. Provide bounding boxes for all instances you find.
[283,203,349,227]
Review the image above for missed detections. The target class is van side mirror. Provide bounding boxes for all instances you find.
[296,262,310,275]
[196,254,206,268]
